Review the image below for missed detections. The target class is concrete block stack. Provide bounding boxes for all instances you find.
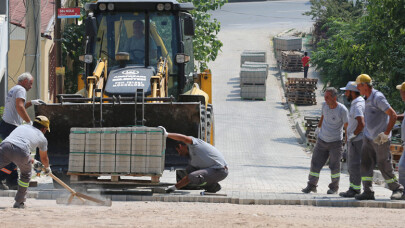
[274,36,302,62]
[100,128,116,173]
[240,50,268,100]
[285,77,318,105]
[115,127,132,173]
[68,128,86,172]
[68,126,166,176]
[281,51,304,72]
[84,128,102,173]
[131,127,165,174]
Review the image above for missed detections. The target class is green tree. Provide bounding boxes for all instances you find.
[179,0,227,72]
[306,0,405,110]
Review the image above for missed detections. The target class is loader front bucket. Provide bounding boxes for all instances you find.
[35,102,201,170]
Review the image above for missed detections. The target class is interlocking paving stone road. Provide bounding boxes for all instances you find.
[2,1,402,207]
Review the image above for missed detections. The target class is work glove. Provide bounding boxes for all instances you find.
[347,134,356,142]
[165,185,177,193]
[44,167,52,176]
[314,127,320,138]
[33,160,43,174]
[373,132,389,145]
[158,126,168,138]
[29,121,33,125]
[31,99,45,105]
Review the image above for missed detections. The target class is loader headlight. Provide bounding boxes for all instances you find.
[164,3,172,10]
[99,3,106,11]
[157,3,164,11]
[175,53,190,64]
[107,3,114,11]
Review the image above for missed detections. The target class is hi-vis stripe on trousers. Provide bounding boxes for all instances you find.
[308,138,343,191]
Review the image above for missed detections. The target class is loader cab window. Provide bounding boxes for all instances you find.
[149,12,178,94]
[93,12,178,75]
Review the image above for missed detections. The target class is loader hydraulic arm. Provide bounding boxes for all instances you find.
[87,58,108,100]
[150,57,168,102]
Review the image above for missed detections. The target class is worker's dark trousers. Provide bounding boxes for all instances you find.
[398,147,405,187]
[303,66,309,78]
[0,142,32,204]
[347,139,363,191]
[361,137,403,193]
[308,138,343,191]
[0,120,18,187]
[186,166,228,192]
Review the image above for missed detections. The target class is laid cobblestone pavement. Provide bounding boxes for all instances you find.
[1,1,403,208]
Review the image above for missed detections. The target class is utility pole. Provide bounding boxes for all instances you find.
[0,0,9,106]
[25,0,41,102]
[55,0,61,67]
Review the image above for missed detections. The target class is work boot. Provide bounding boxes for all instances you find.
[0,180,9,190]
[339,188,360,198]
[13,202,26,209]
[355,191,375,200]
[301,184,317,193]
[204,183,221,193]
[390,190,403,200]
[327,189,338,194]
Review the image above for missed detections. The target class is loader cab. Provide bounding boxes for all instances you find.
[84,0,195,98]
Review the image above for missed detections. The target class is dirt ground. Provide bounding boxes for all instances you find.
[0,198,403,228]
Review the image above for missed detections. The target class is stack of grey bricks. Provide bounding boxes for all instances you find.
[273,36,302,63]
[240,50,268,100]
[68,126,166,176]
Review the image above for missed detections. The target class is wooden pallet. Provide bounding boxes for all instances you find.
[68,172,161,185]
[287,78,318,84]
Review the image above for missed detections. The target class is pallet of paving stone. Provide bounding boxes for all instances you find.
[68,126,166,179]
[274,36,302,51]
[241,62,269,78]
[240,50,267,66]
[240,67,267,84]
[240,84,266,100]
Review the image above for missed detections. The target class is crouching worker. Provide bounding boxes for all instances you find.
[0,115,51,208]
[161,129,228,194]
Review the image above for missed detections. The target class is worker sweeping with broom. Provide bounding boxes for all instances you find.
[0,115,51,208]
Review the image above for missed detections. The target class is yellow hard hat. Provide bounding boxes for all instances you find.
[353,74,372,85]
[396,82,405,92]
[34,115,50,132]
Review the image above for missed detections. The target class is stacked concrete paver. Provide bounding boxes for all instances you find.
[240,50,268,100]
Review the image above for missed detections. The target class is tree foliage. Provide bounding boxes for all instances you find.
[179,0,227,72]
[306,0,405,111]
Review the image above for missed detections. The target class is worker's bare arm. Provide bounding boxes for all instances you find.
[167,133,193,144]
[15,98,31,123]
[384,107,397,135]
[39,150,50,168]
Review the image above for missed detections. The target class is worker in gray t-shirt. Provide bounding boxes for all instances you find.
[161,129,228,194]
[339,81,365,198]
[0,115,51,208]
[302,87,348,194]
[0,72,43,190]
[354,74,404,201]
